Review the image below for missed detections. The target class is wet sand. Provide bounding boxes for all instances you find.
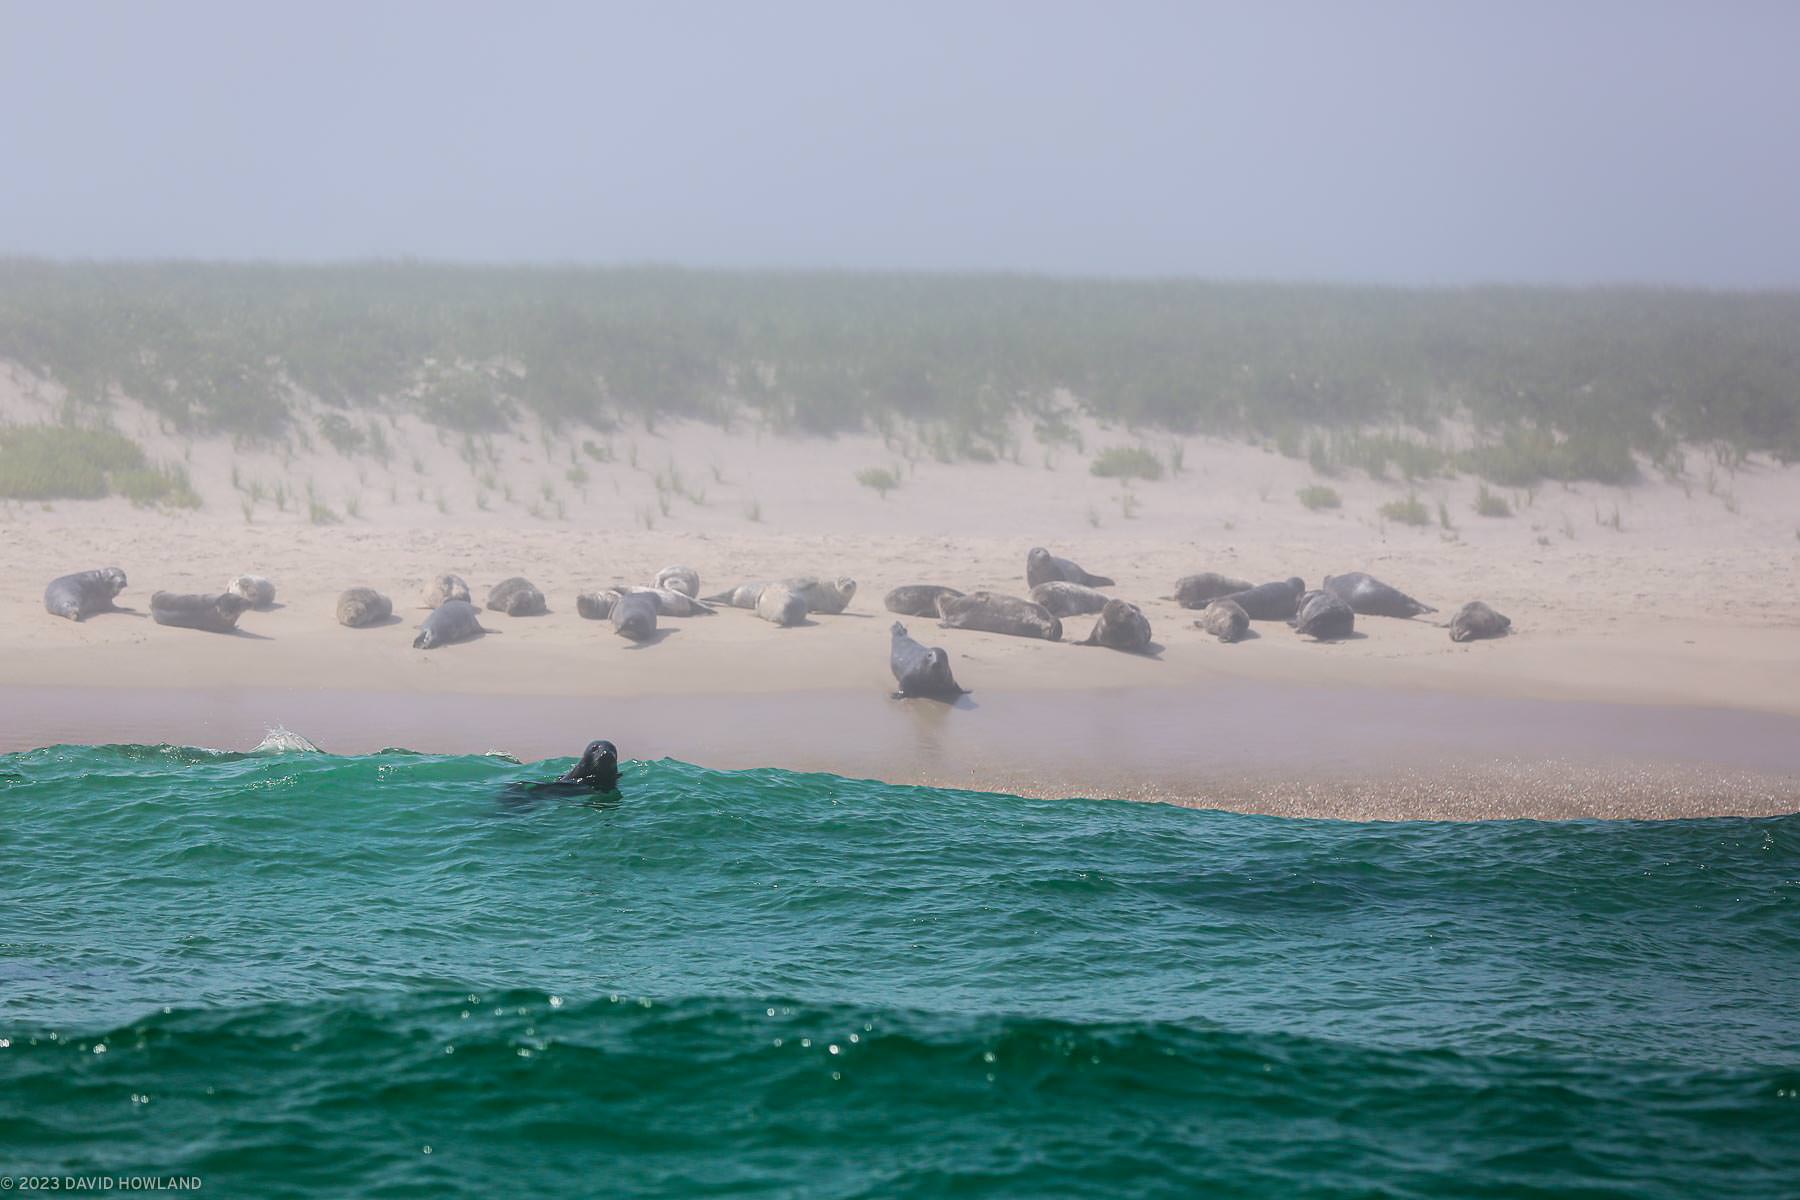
[5,682,1796,821]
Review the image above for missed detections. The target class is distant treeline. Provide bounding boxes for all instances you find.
[3,260,1798,482]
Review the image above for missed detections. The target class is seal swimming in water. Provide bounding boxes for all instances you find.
[1171,572,1254,609]
[423,573,471,608]
[654,565,700,598]
[44,567,127,621]
[225,574,277,609]
[1212,578,1306,621]
[1449,600,1511,642]
[1029,580,1111,618]
[336,587,393,628]
[1026,547,1115,589]
[755,583,809,626]
[884,584,964,617]
[487,577,547,616]
[1195,597,1249,643]
[889,621,968,700]
[414,599,489,649]
[608,591,659,641]
[1292,589,1355,641]
[1077,598,1154,654]
[1323,572,1437,618]
[784,576,856,614]
[150,591,251,633]
[506,740,621,802]
[936,591,1062,641]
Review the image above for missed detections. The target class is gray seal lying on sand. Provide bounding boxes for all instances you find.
[702,582,765,608]
[889,621,968,699]
[151,591,251,633]
[1077,598,1153,653]
[576,591,616,621]
[487,577,548,616]
[1195,598,1249,643]
[225,574,277,609]
[580,587,714,619]
[1029,580,1111,617]
[1026,546,1115,589]
[1292,590,1355,641]
[608,591,658,641]
[1323,572,1436,618]
[1450,600,1512,642]
[784,576,856,614]
[755,583,809,627]
[654,565,700,598]
[336,587,393,628]
[45,567,128,621]
[423,573,471,608]
[1171,572,1253,609]
[936,591,1062,641]
[884,584,964,617]
[1213,578,1306,621]
[414,599,489,649]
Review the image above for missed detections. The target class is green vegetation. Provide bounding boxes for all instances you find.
[855,466,901,497]
[114,463,201,509]
[1090,446,1164,481]
[1296,484,1342,510]
[1473,484,1513,517]
[1379,493,1431,526]
[0,424,196,506]
[4,262,1800,482]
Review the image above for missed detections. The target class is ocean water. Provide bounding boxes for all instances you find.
[2,744,1796,1198]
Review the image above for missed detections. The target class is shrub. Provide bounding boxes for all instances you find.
[0,424,144,499]
[316,412,366,455]
[1089,446,1163,481]
[1296,484,1341,510]
[114,463,201,509]
[855,466,901,498]
[1473,484,1512,517]
[1379,493,1430,526]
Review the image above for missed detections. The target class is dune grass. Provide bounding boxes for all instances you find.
[0,424,198,507]
[1090,446,1164,481]
[1296,484,1342,510]
[855,466,901,497]
[1379,493,1431,526]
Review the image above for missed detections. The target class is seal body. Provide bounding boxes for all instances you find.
[226,574,277,609]
[336,587,393,628]
[150,591,251,633]
[784,576,856,614]
[936,591,1062,641]
[44,567,127,621]
[1196,598,1249,643]
[1323,572,1436,618]
[1078,598,1153,653]
[1450,600,1511,643]
[654,565,700,598]
[1029,580,1111,617]
[1214,578,1306,621]
[754,584,808,626]
[1293,590,1355,640]
[576,591,615,620]
[423,573,471,608]
[414,599,487,649]
[703,583,766,609]
[889,621,967,699]
[622,586,714,617]
[610,591,659,641]
[1173,572,1253,609]
[1026,547,1114,589]
[487,577,547,616]
[884,585,964,617]
[560,739,619,789]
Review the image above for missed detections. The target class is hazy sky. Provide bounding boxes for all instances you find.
[3,0,1796,285]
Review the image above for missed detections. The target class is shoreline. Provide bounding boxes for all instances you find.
[6,681,1797,821]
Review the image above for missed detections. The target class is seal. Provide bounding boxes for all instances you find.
[889,621,968,699]
[44,567,127,621]
[627,587,715,617]
[576,591,616,620]
[1322,572,1437,618]
[936,591,1062,641]
[702,582,766,609]
[1194,597,1249,643]
[1449,600,1512,643]
[423,573,472,608]
[413,599,489,649]
[884,584,964,617]
[487,576,548,616]
[654,565,700,598]
[336,587,393,628]
[1212,578,1306,621]
[755,583,809,626]
[609,590,659,641]
[506,740,621,802]
[150,591,251,633]
[1028,580,1111,617]
[1292,589,1355,641]
[225,574,277,609]
[1171,572,1253,609]
[1077,598,1154,653]
[784,576,856,614]
[1026,547,1115,589]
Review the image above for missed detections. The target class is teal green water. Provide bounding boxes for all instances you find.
[2,745,1797,1197]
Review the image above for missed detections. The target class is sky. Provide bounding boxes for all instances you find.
[2,0,1797,286]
